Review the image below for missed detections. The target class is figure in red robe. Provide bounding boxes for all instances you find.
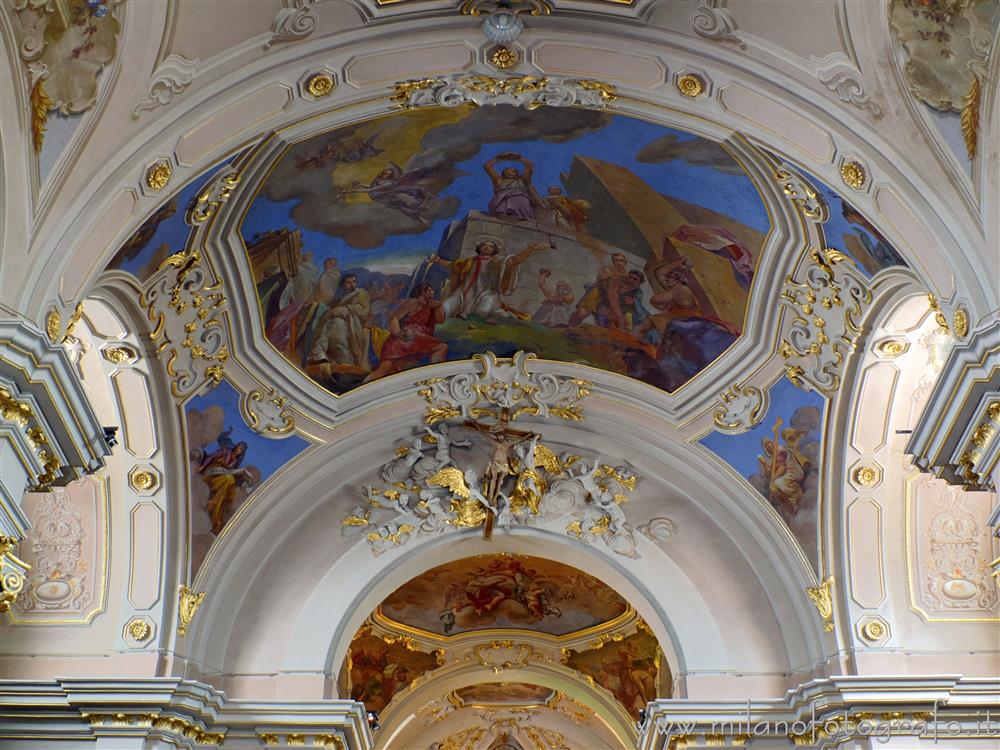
[363,284,446,383]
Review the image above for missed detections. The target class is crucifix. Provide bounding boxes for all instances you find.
[462,407,538,540]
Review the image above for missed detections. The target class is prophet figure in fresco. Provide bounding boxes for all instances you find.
[757,420,810,517]
[306,274,372,377]
[429,240,549,321]
[265,251,319,353]
[363,284,447,383]
[196,429,255,534]
[484,153,544,220]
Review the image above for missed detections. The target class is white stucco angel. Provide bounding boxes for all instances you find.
[411,423,472,480]
[380,437,428,483]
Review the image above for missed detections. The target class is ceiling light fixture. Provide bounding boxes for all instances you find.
[460,1,551,45]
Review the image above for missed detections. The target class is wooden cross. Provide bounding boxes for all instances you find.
[462,408,538,540]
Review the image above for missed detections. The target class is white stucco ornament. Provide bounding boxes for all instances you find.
[391,75,616,111]
[343,351,651,558]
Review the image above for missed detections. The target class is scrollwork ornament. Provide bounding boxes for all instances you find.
[418,350,591,424]
[779,248,871,394]
[139,249,229,400]
[690,0,746,49]
[818,68,884,119]
[133,55,202,117]
[138,167,237,400]
[264,0,318,49]
[713,381,766,433]
[773,165,828,221]
[240,386,295,436]
[391,74,616,111]
[0,536,30,614]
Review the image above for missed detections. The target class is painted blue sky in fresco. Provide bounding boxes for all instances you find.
[241,115,770,267]
[700,377,826,479]
[110,156,245,279]
[185,380,309,483]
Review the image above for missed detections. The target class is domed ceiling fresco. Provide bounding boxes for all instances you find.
[378,554,629,636]
[341,554,666,722]
[240,104,771,394]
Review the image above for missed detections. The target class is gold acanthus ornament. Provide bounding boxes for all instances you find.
[806,575,835,632]
[0,385,63,490]
[926,293,950,335]
[102,345,137,365]
[0,536,30,614]
[779,248,871,394]
[391,74,616,111]
[952,307,969,338]
[177,585,206,636]
[45,309,61,343]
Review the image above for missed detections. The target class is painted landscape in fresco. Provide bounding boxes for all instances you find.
[379,554,628,637]
[700,378,826,571]
[345,629,439,714]
[564,630,663,720]
[454,683,556,707]
[242,105,770,395]
[185,380,308,573]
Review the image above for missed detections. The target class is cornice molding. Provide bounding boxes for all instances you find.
[639,675,1000,749]
[0,678,371,749]
[0,317,114,538]
[907,316,1000,492]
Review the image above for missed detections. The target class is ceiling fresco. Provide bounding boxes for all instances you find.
[453,682,557,707]
[343,628,440,714]
[185,380,309,574]
[378,553,629,636]
[241,104,770,395]
[563,629,665,721]
[701,377,826,572]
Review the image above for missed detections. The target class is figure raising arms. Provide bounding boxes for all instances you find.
[484,152,543,221]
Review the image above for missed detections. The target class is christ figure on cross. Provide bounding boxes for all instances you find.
[462,408,539,540]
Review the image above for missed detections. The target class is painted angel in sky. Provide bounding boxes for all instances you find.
[339,163,442,224]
